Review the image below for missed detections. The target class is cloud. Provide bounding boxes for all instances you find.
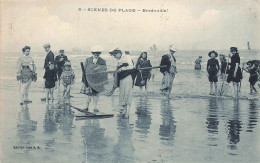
[1,4,76,52]
[1,0,259,52]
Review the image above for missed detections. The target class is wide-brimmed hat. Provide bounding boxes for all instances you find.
[91,45,103,52]
[109,47,121,55]
[169,45,177,52]
[43,43,50,48]
[64,61,71,66]
[230,47,238,52]
[208,50,218,57]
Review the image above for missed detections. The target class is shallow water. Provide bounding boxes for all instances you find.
[1,50,260,162]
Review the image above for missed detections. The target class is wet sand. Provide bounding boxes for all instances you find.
[1,86,260,162]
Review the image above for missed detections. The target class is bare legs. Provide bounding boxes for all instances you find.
[62,84,71,104]
[250,85,257,94]
[139,84,148,96]
[209,82,218,95]
[122,105,130,118]
[20,79,32,104]
[233,82,239,98]
[86,93,100,112]
[46,88,54,104]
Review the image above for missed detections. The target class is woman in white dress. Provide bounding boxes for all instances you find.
[159,45,177,99]
[108,48,135,118]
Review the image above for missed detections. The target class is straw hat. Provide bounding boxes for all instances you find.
[91,45,103,52]
[64,61,71,66]
[109,47,121,55]
[169,45,177,51]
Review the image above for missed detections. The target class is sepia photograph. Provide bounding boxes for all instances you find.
[0,0,260,162]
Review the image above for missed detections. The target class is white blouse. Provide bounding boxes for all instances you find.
[16,55,35,73]
[118,53,134,70]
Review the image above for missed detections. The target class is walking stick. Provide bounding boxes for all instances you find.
[219,58,229,95]
[239,62,244,92]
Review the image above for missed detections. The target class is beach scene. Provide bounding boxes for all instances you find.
[1,49,260,162]
[1,0,260,162]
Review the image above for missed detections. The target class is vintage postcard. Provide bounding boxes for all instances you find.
[1,0,260,162]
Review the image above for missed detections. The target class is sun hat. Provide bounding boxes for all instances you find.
[230,47,238,52]
[109,47,121,55]
[91,45,103,52]
[169,44,177,51]
[64,61,71,66]
[208,50,218,57]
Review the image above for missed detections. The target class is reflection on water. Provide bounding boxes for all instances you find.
[80,119,107,163]
[114,116,135,163]
[17,104,37,140]
[135,97,152,138]
[226,100,242,150]
[55,104,74,141]
[206,98,219,146]
[247,100,259,132]
[159,100,176,146]
[43,104,57,133]
[207,98,219,134]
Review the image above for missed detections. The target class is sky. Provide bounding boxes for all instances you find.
[0,0,259,52]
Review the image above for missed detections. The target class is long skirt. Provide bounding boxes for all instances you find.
[119,75,133,106]
[160,72,175,95]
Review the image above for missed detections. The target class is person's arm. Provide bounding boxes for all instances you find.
[31,58,36,72]
[207,60,209,72]
[72,71,76,84]
[49,51,55,64]
[233,63,239,77]
[216,60,220,72]
[43,72,46,88]
[16,57,22,74]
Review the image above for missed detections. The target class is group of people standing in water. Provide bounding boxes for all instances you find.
[16,44,258,118]
[195,47,259,98]
[16,43,177,118]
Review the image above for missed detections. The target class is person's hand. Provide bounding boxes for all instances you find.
[16,74,21,81]
[94,67,100,71]
[117,68,122,73]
